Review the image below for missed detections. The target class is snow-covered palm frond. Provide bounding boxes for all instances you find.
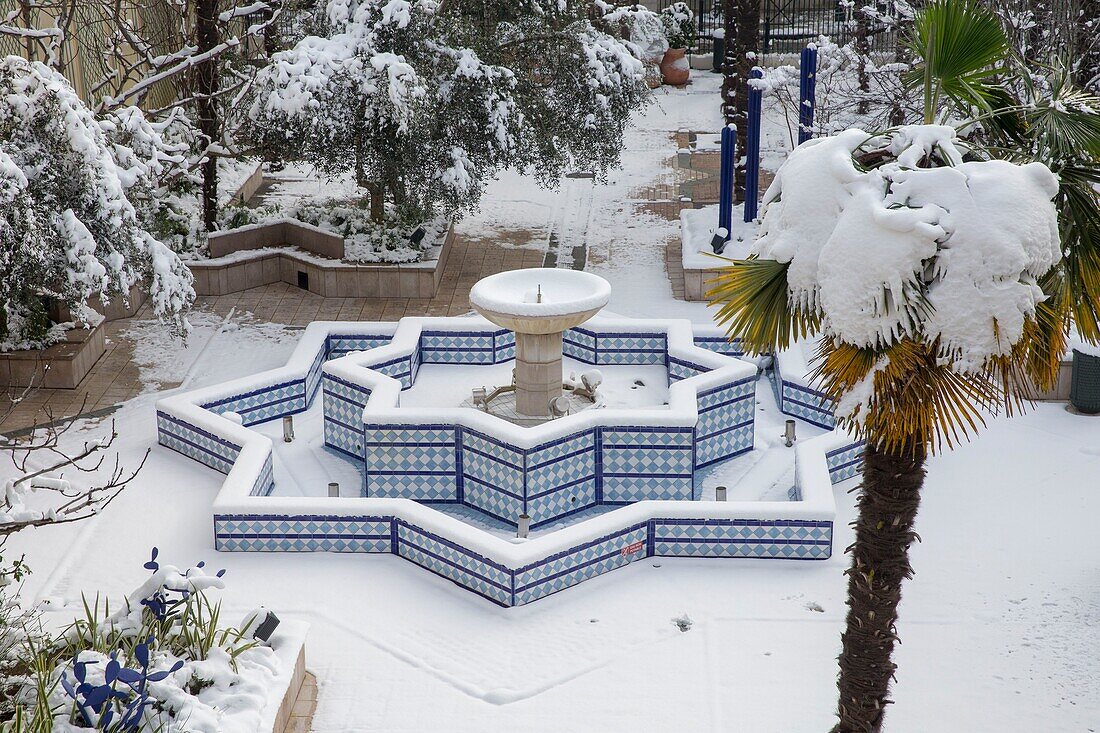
[709,125,1063,454]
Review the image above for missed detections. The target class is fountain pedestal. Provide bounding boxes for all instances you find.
[514,331,564,416]
[469,268,611,418]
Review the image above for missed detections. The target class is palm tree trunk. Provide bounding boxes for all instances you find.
[833,439,926,733]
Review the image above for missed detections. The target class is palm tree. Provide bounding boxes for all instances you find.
[707,3,1100,731]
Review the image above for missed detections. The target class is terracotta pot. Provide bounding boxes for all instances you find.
[660,48,690,86]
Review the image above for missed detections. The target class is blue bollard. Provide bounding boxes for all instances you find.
[717,124,736,241]
[744,67,763,223]
[798,46,817,145]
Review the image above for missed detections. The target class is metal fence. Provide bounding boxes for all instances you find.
[660,0,900,56]
[663,0,1084,58]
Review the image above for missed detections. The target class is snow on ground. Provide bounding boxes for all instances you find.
[8,343,1099,731]
[120,310,298,393]
[399,360,668,410]
[6,75,1099,733]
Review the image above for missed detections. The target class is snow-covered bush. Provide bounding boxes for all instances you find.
[660,2,697,51]
[749,124,1060,431]
[246,0,521,226]
[8,548,279,732]
[220,198,448,263]
[749,36,918,146]
[0,57,195,347]
[596,2,668,60]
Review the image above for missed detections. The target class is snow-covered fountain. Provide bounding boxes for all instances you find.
[469,268,610,419]
[155,268,862,607]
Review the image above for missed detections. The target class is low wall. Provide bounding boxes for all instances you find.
[258,619,309,733]
[770,343,837,430]
[0,322,105,390]
[155,321,862,607]
[208,219,344,259]
[52,282,148,324]
[320,317,757,528]
[188,221,454,299]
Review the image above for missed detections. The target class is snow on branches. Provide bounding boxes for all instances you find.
[247,0,520,224]
[246,0,649,224]
[0,58,194,345]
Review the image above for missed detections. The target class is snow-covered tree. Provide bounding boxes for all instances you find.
[245,0,648,223]
[0,57,194,346]
[247,0,521,223]
[0,1,285,233]
[713,13,1099,729]
[711,123,1062,733]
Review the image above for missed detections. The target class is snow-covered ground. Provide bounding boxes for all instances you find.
[8,320,1099,731]
[6,75,1098,732]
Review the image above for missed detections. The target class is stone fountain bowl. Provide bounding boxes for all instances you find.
[469,268,611,335]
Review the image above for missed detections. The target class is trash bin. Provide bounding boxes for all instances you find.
[1070,348,1100,414]
[711,29,725,73]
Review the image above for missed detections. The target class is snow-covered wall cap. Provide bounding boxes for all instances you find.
[324,314,756,448]
[469,268,611,319]
[210,430,848,566]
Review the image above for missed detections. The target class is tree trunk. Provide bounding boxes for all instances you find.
[832,439,927,733]
[196,0,220,232]
[854,5,871,116]
[367,184,386,223]
[722,0,760,203]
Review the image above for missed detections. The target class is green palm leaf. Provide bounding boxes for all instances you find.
[906,0,1010,122]
[705,257,819,355]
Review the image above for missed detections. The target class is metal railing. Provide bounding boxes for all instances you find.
[660,0,900,56]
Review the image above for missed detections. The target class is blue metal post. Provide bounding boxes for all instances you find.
[744,67,763,222]
[718,124,736,236]
[798,46,817,145]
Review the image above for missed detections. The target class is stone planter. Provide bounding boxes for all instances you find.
[189,220,455,299]
[0,322,106,389]
[259,619,310,733]
[1070,349,1100,414]
[51,282,147,324]
[660,48,690,85]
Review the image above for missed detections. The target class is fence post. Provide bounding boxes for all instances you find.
[798,45,817,145]
[744,66,763,223]
[718,123,736,237]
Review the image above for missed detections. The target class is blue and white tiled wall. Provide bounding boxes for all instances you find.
[211,512,832,606]
[459,429,525,522]
[200,379,308,427]
[322,373,370,458]
[157,411,241,474]
[652,518,832,559]
[826,440,865,483]
[601,427,695,503]
[363,425,457,500]
[772,371,836,429]
[526,431,598,526]
[163,322,865,608]
[695,377,756,468]
[330,326,760,528]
